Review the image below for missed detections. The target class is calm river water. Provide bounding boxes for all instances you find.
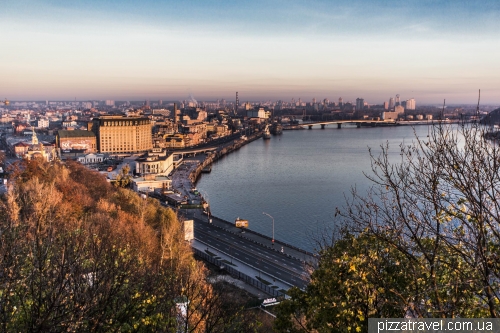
[196,125,432,252]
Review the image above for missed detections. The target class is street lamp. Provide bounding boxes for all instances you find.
[262,212,274,246]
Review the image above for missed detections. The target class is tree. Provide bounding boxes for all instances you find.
[114,164,132,188]
[275,124,500,332]
[1,159,263,332]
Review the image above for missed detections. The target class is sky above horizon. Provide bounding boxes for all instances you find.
[1,0,500,104]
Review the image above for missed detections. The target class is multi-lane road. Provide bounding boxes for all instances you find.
[192,217,310,289]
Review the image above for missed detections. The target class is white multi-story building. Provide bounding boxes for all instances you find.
[37,118,49,128]
[247,107,267,119]
[406,98,416,110]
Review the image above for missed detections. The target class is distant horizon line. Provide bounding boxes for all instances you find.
[3,100,500,107]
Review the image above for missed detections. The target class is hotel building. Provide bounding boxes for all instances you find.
[91,116,152,154]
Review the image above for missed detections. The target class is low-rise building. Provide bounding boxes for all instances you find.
[77,153,106,164]
[164,134,186,149]
[135,149,174,176]
[131,174,172,193]
[381,110,402,121]
[56,129,97,153]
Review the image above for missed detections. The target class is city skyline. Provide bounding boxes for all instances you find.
[1,0,500,104]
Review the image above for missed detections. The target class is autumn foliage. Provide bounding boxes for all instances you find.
[0,159,256,332]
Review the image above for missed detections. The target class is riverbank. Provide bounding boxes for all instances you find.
[168,132,263,206]
[189,132,262,184]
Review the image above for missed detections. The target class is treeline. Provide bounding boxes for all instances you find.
[275,124,500,332]
[0,159,261,332]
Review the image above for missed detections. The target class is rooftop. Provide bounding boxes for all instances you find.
[57,130,95,138]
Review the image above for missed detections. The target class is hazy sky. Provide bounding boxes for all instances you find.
[1,0,499,104]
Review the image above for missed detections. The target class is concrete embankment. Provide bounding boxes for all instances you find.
[188,133,262,184]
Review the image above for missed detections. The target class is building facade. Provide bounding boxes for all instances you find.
[389,97,395,109]
[56,130,97,153]
[356,98,365,111]
[92,116,152,154]
[135,150,174,176]
[406,98,416,110]
[381,110,402,121]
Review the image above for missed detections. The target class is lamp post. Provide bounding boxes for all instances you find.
[262,212,274,246]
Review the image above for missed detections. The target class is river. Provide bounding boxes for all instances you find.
[196,124,433,252]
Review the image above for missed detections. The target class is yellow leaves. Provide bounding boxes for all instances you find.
[349,264,356,273]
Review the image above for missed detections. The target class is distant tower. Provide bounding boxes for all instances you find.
[312,98,316,105]
[395,94,400,106]
[339,97,343,107]
[389,97,395,109]
[159,99,162,106]
[236,92,239,113]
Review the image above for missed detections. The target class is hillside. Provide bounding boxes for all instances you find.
[0,159,263,332]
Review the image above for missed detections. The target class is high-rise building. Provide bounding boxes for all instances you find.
[356,98,365,111]
[158,100,162,106]
[395,94,401,106]
[91,116,152,154]
[339,97,343,107]
[383,101,389,110]
[105,100,115,107]
[406,98,416,110]
[82,102,92,109]
[389,97,395,109]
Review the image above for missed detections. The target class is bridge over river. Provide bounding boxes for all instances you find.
[299,119,397,129]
